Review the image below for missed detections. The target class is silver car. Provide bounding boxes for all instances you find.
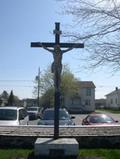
[0,106,29,126]
[38,108,75,125]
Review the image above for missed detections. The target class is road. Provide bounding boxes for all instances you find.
[28,114,86,125]
[28,111,120,125]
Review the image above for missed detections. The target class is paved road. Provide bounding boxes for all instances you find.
[29,111,120,125]
[72,114,86,125]
[28,114,87,125]
[29,119,39,125]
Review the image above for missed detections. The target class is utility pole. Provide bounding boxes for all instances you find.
[36,67,40,107]
[31,22,84,139]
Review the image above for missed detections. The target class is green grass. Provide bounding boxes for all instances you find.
[0,149,33,159]
[96,109,120,114]
[79,149,120,159]
[0,149,120,159]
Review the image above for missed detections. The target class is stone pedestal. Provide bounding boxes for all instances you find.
[34,138,79,157]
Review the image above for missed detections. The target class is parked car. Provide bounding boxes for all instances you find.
[27,107,40,120]
[67,107,84,114]
[0,106,29,126]
[37,108,75,125]
[82,113,118,125]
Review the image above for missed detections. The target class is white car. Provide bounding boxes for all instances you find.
[0,106,29,126]
[27,107,40,120]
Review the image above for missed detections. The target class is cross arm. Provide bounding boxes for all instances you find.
[60,43,84,48]
[31,42,51,48]
[31,42,55,53]
[31,42,84,48]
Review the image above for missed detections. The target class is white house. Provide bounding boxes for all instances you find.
[106,87,120,109]
[64,81,96,113]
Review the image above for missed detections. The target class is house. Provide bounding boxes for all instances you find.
[106,87,120,109]
[64,81,96,113]
[22,98,38,108]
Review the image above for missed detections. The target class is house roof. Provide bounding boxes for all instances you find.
[77,81,96,88]
[106,87,120,96]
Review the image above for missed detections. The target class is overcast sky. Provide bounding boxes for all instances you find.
[0,0,120,99]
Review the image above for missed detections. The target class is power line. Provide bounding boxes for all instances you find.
[0,80,34,82]
[0,84,33,88]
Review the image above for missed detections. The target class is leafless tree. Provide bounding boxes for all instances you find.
[58,0,120,72]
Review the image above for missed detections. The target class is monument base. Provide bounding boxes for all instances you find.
[34,138,79,158]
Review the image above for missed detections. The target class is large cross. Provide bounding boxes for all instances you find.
[31,22,84,139]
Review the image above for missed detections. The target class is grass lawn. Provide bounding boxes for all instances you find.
[0,149,33,159]
[79,149,120,159]
[0,149,120,159]
[96,109,120,114]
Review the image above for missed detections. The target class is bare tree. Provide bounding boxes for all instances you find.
[59,0,120,72]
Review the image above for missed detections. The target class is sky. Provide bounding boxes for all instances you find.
[0,0,120,99]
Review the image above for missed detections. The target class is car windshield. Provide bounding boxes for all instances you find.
[89,115,114,123]
[42,110,70,120]
[27,107,38,111]
[0,109,17,120]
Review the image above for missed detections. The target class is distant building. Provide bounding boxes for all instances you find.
[95,98,106,109]
[64,81,96,113]
[106,87,120,109]
[22,98,37,108]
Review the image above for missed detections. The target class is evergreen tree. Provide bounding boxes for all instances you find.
[7,90,15,106]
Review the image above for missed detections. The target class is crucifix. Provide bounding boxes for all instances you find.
[31,22,84,139]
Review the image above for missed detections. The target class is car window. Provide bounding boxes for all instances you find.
[0,109,17,120]
[27,107,38,111]
[19,109,27,120]
[42,110,54,120]
[59,110,70,120]
[42,110,70,120]
[89,115,114,123]
[22,109,28,117]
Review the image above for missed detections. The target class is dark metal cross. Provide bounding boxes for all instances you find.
[31,22,84,139]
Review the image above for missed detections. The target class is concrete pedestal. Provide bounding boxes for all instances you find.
[34,138,79,157]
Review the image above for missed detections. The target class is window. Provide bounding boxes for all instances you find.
[19,109,27,120]
[111,99,113,104]
[86,88,91,96]
[85,99,91,106]
[0,109,17,120]
[115,98,117,104]
[71,98,81,105]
